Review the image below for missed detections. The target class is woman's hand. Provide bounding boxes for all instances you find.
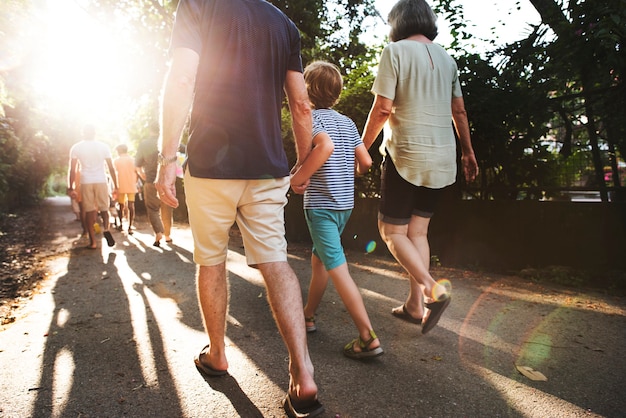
[462,153,479,183]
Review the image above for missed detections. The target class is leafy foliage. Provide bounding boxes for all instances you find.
[1,0,624,211]
[438,0,625,200]
[0,0,59,210]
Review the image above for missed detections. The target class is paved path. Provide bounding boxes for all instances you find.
[1,196,625,417]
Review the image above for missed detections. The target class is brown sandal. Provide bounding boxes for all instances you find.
[305,315,317,333]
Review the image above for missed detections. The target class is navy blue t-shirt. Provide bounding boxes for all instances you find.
[170,0,303,179]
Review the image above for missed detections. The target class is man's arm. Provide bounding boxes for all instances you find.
[67,157,78,197]
[156,47,199,208]
[136,167,146,182]
[361,94,393,150]
[284,70,313,168]
[105,158,118,190]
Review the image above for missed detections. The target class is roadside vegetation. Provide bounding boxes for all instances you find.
[0,0,624,291]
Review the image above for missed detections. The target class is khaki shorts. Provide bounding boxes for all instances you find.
[184,172,289,267]
[81,183,110,212]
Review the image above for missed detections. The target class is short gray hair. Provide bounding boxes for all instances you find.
[388,0,438,42]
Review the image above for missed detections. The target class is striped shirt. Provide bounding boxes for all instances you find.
[303,109,362,210]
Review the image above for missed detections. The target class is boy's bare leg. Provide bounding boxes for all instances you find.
[303,254,329,323]
[327,262,380,349]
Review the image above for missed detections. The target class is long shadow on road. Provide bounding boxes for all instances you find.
[2,197,626,418]
[32,242,184,416]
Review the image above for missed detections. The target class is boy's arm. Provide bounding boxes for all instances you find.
[355,144,372,176]
[290,132,334,193]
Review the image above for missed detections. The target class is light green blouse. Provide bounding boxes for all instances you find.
[373,39,463,188]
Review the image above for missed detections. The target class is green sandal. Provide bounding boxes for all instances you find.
[305,315,317,333]
[343,329,383,360]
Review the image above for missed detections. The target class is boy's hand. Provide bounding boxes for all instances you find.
[290,178,309,195]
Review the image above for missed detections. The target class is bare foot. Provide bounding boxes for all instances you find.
[288,360,318,404]
[197,347,228,372]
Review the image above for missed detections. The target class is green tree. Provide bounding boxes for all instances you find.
[0,0,61,211]
[437,0,625,201]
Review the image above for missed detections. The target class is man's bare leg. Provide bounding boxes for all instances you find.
[85,210,97,248]
[196,263,229,371]
[258,261,318,402]
[100,210,111,231]
[161,202,173,241]
[127,201,135,232]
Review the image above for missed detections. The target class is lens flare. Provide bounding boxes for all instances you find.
[365,240,377,253]
[432,278,452,301]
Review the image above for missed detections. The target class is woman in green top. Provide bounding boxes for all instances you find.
[361,0,479,334]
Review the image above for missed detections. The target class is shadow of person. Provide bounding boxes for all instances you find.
[32,247,184,417]
[120,228,270,415]
[200,374,264,417]
[122,237,204,332]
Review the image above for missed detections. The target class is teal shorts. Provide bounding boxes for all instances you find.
[305,208,352,271]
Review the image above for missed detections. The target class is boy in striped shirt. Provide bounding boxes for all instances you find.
[290,61,382,359]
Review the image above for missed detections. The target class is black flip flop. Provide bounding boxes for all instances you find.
[282,394,324,418]
[391,304,423,325]
[421,296,451,334]
[194,344,228,377]
[103,231,115,247]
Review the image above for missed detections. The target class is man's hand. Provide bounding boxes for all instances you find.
[155,164,179,208]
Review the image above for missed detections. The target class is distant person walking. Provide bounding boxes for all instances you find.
[361,0,479,334]
[67,124,117,249]
[113,144,138,235]
[135,124,174,247]
[290,61,380,360]
[155,0,323,416]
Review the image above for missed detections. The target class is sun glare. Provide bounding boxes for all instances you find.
[32,1,133,132]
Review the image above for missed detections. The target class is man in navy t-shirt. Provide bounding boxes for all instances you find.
[155,1,322,416]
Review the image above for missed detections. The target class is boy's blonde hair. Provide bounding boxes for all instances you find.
[304,61,343,109]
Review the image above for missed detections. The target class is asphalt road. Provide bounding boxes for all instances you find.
[1,196,625,417]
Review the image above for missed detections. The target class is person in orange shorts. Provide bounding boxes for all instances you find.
[113,144,138,234]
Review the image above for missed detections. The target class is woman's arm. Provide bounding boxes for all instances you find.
[361,94,393,150]
[451,96,479,182]
[355,144,372,176]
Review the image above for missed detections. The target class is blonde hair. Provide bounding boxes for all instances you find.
[303,61,343,109]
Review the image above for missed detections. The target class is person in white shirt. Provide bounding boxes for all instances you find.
[67,124,117,249]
